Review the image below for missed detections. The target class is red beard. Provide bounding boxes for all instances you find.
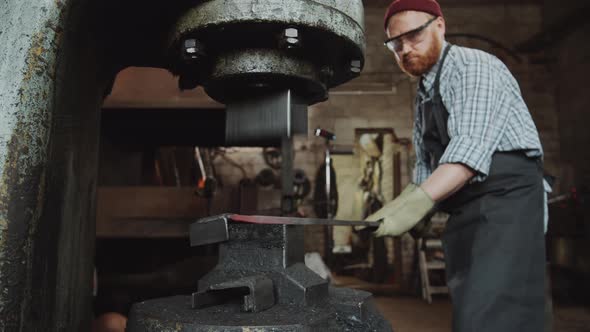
[400,34,442,77]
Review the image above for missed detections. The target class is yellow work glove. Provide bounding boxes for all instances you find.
[365,183,435,237]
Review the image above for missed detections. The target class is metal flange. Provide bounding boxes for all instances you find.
[168,0,365,105]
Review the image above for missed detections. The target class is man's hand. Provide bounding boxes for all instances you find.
[365,183,435,237]
[364,163,475,237]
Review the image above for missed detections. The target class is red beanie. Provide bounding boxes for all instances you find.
[384,0,443,30]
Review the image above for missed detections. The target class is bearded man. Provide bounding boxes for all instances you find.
[366,0,547,331]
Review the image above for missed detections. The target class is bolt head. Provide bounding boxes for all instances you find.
[182,39,205,61]
[284,28,298,38]
[350,60,362,73]
[184,39,199,57]
[279,28,301,49]
[184,39,197,49]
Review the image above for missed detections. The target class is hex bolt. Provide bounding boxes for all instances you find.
[350,60,362,73]
[281,27,301,49]
[183,38,203,60]
[184,39,196,53]
[285,27,298,38]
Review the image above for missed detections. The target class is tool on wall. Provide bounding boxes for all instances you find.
[255,166,311,208]
[263,147,283,170]
[293,168,312,203]
[313,128,338,219]
[313,128,338,262]
[194,147,217,197]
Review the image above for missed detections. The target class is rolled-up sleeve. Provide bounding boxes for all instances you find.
[439,58,512,181]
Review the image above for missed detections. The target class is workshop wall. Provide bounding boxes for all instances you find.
[99,2,568,289]
[548,2,590,189]
[543,0,590,280]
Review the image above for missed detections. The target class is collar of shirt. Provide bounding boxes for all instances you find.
[419,40,449,94]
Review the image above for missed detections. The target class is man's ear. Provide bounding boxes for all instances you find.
[437,17,446,38]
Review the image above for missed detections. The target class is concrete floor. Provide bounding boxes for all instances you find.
[374,296,452,332]
[373,296,590,332]
[333,275,590,332]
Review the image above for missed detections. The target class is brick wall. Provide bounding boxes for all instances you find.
[550,11,590,188]
[543,0,590,277]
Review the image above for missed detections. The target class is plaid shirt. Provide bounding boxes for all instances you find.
[413,42,543,184]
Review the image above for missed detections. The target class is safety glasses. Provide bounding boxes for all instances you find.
[384,16,438,53]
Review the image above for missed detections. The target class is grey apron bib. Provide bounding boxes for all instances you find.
[418,44,546,332]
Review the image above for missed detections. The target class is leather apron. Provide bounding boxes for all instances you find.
[418,44,546,332]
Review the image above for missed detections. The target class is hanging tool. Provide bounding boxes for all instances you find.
[194,147,217,197]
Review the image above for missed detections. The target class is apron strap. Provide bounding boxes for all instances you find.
[431,44,453,147]
[434,44,453,92]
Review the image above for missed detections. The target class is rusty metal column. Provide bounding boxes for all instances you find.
[0,0,109,330]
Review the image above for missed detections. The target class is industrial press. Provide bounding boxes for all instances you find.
[0,0,391,330]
